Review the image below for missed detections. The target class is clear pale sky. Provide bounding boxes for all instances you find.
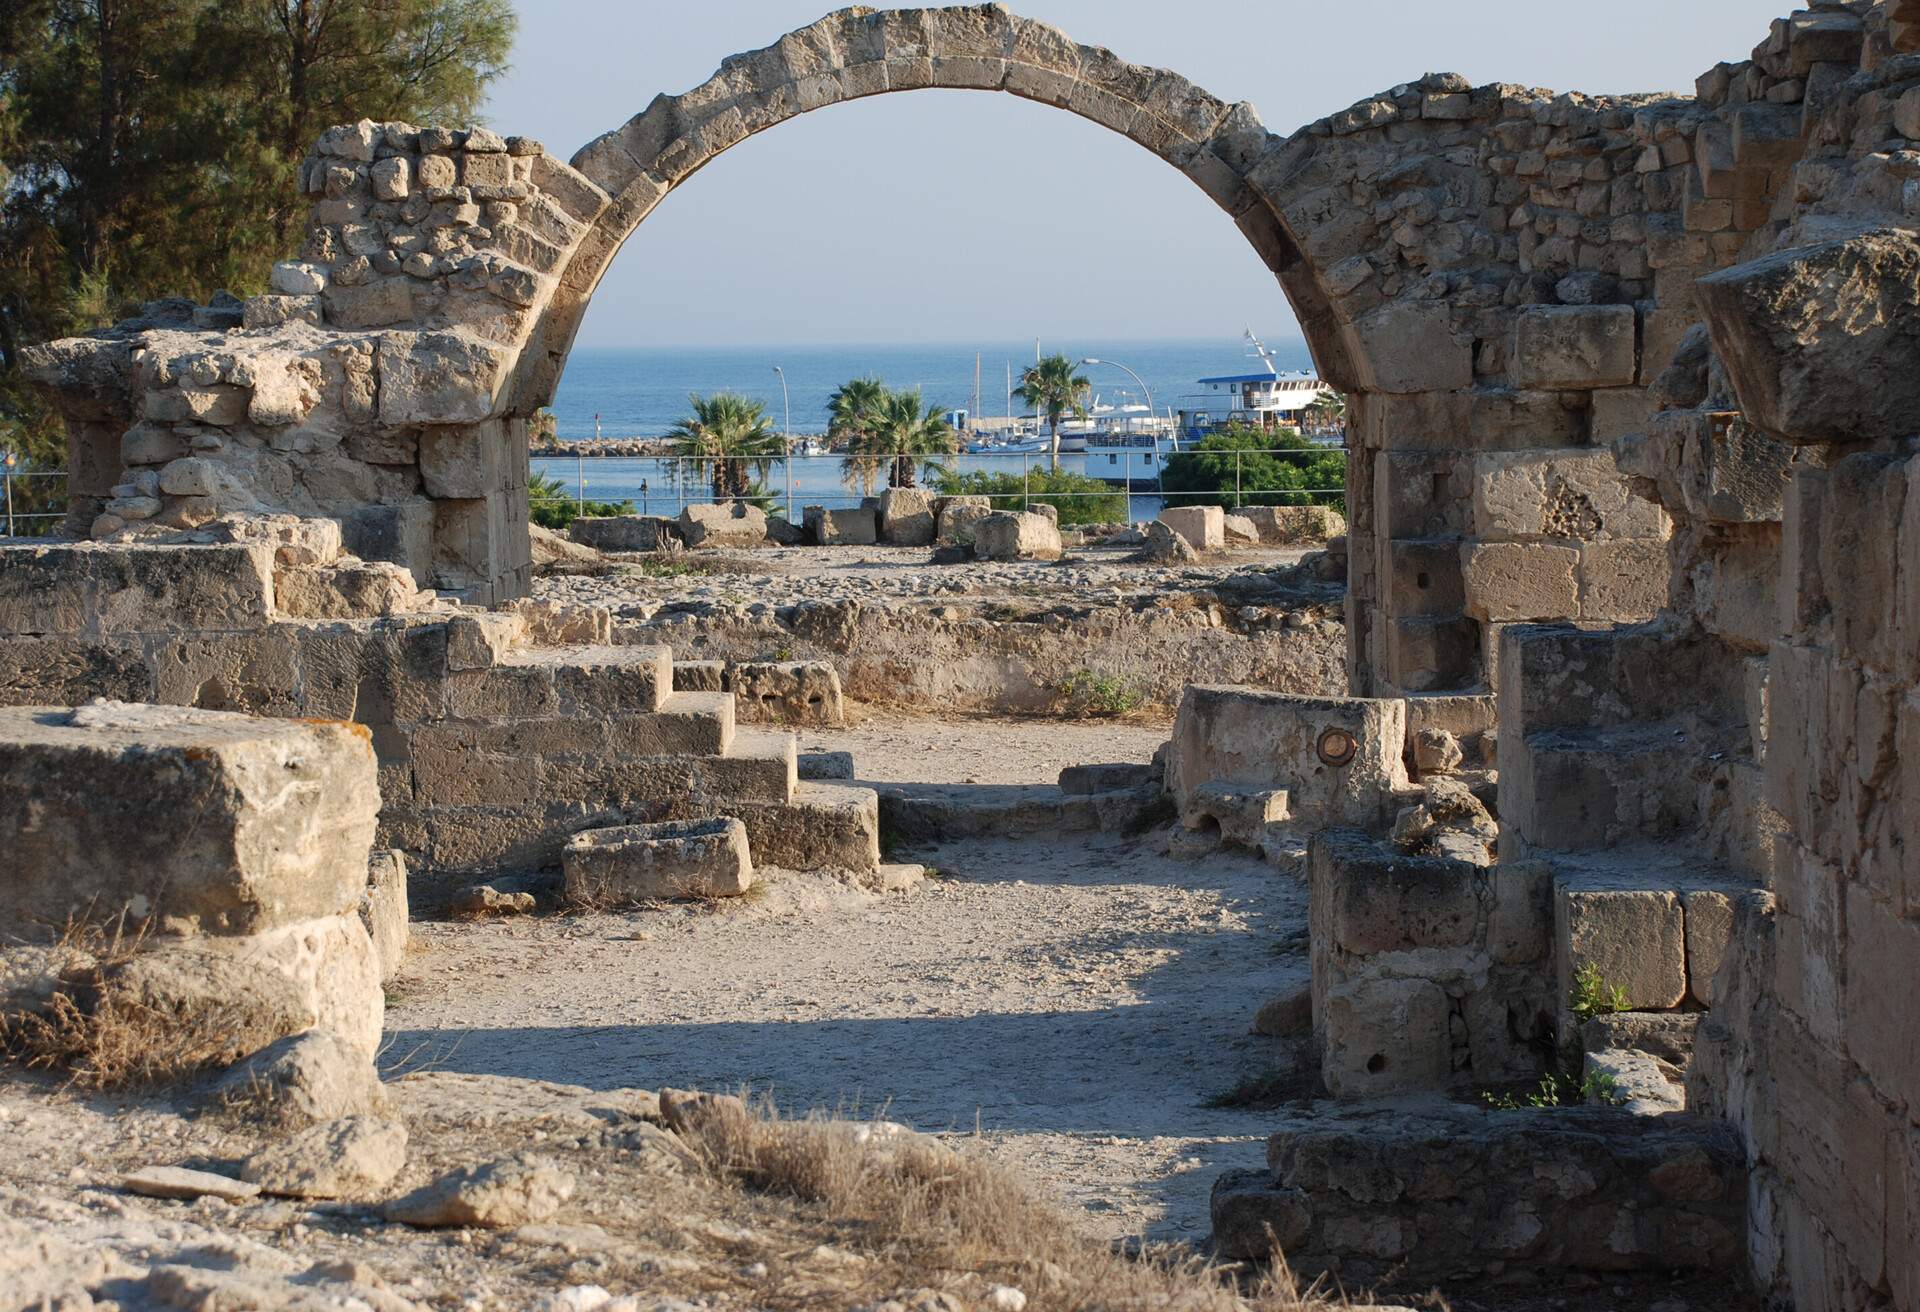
[483,1,1788,348]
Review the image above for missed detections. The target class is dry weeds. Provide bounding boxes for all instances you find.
[672,1091,1354,1311]
[0,916,267,1090]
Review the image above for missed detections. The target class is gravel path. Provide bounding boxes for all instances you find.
[385,714,1312,1241]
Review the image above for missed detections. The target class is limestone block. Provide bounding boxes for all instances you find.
[1321,975,1452,1097]
[1349,301,1475,393]
[1590,386,1655,443]
[805,506,878,545]
[1160,505,1224,552]
[1579,538,1669,621]
[1388,539,1466,618]
[1382,614,1478,694]
[679,502,767,548]
[1683,889,1734,1007]
[0,543,275,637]
[878,488,936,546]
[1488,862,1553,965]
[419,424,508,500]
[562,817,753,902]
[111,911,383,1057]
[730,660,844,726]
[1309,828,1483,955]
[375,331,510,425]
[1222,514,1260,546]
[936,501,992,546]
[671,659,726,692]
[1510,305,1638,389]
[1,703,379,939]
[1168,688,1408,832]
[1243,504,1346,544]
[1412,726,1463,774]
[323,278,415,330]
[1555,887,1688,1011]
[274,562,421,619]
[1461,542,1578,622]
[730,781,881,874]
[444,612,521,671]
[567,515,679,552]
[972,510,1062,561]
[1473,449,1669,542]
[1696,229,1920,443]
[360,850,410,984]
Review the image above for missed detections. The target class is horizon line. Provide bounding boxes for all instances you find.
[568,332,1313,353]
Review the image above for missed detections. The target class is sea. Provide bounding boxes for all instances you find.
[533,336,1319,519]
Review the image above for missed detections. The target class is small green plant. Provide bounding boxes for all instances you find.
[1570,962,1630,1022]
[1053,669,1144,718]
[1481,1066,1624,1110]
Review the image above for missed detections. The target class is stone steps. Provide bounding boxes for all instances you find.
[447,642,672,718]
[729,780,880,874]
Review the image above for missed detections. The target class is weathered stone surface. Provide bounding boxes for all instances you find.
[562,817,753,901]
[972,510,1062,561]
[1169,688,1408,837]
[1132,519,1199,563]
[1697,229,1920,443]
[679,502,767,548]
[567,514,680,553]
[935,498,993,546]
[0,543,275,637]
[384,1156,575,1229]
[731,660,844,726]
[1160,505,1224,553]
[1211,1102,1746,1277]
[212,1030,389,1126]
[1556,887,1687,1011]
[1510,305,1638,388]
[375,331,510,425]
[1462,541,1580,622]
[241,1115,407,1201]
[360,850,410,983]
[805,505,877,545]
[1242,504,1346,544]
[879,487,936,545]
[0,702,379,938]
[122,1166,261,1203]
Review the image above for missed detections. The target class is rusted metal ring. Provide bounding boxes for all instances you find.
[1317,727,1358,767]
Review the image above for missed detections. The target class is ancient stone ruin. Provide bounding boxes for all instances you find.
[4,3,1920,1308]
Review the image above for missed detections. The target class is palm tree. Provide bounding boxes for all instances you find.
[827,376,889,495]
[1305,391,1348,438]
[863,388,956,489]
[665,393,783,503]
[1017,354,1090,472]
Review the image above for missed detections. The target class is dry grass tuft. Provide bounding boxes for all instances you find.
[670,1092,1351,1311]
[0,915,266,1090]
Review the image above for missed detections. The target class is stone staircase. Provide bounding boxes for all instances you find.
[396,632,894,895]
[1496,621,1773,1080]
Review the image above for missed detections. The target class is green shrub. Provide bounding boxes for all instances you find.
[528,472,633,530]
[1480,1068,1622,1110]
[1053,669,1144,718]
[1160,424,1345,513]
[933,468,1127,526]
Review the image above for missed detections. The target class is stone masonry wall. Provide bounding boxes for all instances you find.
[22,4,1683,690]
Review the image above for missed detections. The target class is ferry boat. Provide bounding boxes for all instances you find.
[1173,333,1338,448]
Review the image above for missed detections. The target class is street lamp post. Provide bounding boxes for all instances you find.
[772,365,792,523]
[1079,358,1154,420]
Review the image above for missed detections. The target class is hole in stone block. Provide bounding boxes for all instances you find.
[1417,571,1432,589]
[1366,1053,1387,1074]
[1317,727,1358,767]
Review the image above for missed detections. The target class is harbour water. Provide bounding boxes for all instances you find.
[534,336,1317,518]
[543,337,1314,440]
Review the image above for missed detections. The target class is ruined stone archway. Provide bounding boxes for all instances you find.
[23,3,1703,702]
[508,5,1369,416]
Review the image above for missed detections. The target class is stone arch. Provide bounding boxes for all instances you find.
[508,4,1363,416]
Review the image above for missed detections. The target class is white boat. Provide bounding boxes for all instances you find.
[1174,331,1338,448]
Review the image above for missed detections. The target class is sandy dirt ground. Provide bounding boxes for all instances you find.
[386,712,1313,1242]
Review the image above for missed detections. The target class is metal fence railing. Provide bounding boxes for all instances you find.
[0,447,1347,536]
[529,446,1346,524]
[1,469,68,537]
